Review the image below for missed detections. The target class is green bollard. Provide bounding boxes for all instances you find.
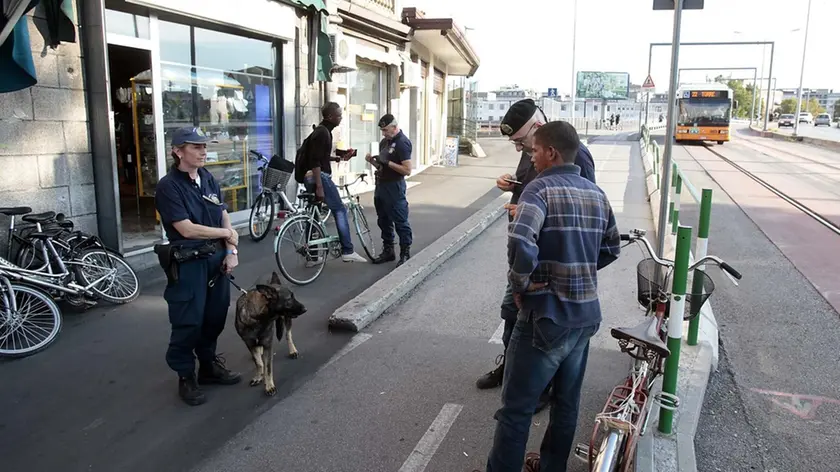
[688,189,714,346]
[671,175,682,234]
[659,224,693,435]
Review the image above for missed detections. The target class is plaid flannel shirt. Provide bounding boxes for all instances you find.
[508,164,621,328]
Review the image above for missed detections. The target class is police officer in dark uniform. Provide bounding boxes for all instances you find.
[155,127,241,406]
[474,99,597,413]
[366,114,414,266]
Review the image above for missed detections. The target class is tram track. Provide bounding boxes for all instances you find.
[682,143,840,238]
[735,134,840,173]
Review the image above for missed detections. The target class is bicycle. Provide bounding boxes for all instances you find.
[0,270,63,358]
[247,150,330,242]
[0,214,140,306]
[574,228,741,471]
[273,173,376,285]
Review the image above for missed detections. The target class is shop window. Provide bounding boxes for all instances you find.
[342,62,385,175]
[157,20,278,214]
[105,9,150,39]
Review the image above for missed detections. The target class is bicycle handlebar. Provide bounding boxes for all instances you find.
[620,229,742,284]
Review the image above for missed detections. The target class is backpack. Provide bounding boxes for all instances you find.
[293,124,326,184]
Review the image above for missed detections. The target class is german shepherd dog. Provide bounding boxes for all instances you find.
[234,272,307,396]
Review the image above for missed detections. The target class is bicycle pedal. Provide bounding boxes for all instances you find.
[573,443,591,463]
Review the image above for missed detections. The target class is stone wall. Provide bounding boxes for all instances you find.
[0,0,95,250]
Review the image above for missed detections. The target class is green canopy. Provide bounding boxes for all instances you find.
[284,0,332,81]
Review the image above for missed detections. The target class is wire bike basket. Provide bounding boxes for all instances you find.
[262,155,295,192]
[635,258,715,320]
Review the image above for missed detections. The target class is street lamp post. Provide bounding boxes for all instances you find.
[569,0,578,127]
[794,0,813,137]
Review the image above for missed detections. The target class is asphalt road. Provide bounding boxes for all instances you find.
[771,121,840,142]
[668,136,840,471]
[190,136,658,472]
[0,140,520,472]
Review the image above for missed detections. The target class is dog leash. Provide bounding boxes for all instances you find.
[208,272,248,294]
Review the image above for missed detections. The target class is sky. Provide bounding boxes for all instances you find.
[413,0,839,95]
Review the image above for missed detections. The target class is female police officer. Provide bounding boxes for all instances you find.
[155,127,241,406]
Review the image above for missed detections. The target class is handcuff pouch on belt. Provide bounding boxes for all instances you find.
[153,241,218,285]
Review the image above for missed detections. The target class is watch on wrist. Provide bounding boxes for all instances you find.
[226,248,238,256]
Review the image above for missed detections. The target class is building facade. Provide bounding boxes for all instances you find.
[0,0,479,269]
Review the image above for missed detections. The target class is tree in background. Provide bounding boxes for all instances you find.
[712,76,765,119]
[775,97,824,116]
[833,99,840,121]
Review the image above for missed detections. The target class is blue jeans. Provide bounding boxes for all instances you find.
[486,315,600,472]
[305,173,353,255]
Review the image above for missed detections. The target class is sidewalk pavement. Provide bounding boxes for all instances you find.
[192,134,658,472]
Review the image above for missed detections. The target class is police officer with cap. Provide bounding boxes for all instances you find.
[155,126,242,406]
[474,99,597,411]
[366,114,414,266]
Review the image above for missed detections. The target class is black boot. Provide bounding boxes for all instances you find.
[397,245,411,267]
[179,375,207,406]
[198,355,242,385]
[372,244,396,264]
[476,354,505,389]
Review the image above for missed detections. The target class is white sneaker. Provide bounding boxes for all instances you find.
[342,252,367,263]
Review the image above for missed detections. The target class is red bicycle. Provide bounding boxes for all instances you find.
[574,228,741,471]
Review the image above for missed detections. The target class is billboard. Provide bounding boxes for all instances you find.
[576,71,630,99]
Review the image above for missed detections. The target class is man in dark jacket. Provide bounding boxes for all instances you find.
[475,99,597,412]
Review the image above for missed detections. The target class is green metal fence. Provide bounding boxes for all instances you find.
[638,125,717,434]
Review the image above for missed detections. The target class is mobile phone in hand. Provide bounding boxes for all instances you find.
[503,177,523,186]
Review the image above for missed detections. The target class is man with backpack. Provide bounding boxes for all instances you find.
[295,102,367,263]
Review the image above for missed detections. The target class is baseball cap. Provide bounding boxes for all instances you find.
[170,127,214,146]
[378,114,397,129]
[500,99,540,138]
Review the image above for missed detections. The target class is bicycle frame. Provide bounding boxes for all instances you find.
[0,234,118,297]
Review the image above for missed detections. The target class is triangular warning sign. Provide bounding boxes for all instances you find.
[642,75,655,89]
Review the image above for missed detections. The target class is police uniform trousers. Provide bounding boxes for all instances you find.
[374,179,413,247]
[164,249,230,376]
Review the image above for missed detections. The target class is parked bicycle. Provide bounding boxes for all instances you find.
[0,270,63,358]
[273,173,376,285]
[247,150,330,242]
[0,207,139,308]
[575,228,741,471]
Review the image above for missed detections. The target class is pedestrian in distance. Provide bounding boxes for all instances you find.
[154,126,243,406]
[478,120,621,472]
[476,99,598,415]
[366,114,414,267]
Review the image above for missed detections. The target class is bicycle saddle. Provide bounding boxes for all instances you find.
[610,316,670,359]
[22,211,57,223]
[297,192,317,201]
[0,206,32,216]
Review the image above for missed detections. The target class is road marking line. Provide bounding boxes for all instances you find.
[489,321,505,344]
[398,403,464,472]
[318,333,372,373]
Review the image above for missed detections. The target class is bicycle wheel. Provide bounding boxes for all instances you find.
[274,217,328,285]
[0,281,63,358]
[351,204,377,260]
[249,192,275,242]
[75,249,140,304]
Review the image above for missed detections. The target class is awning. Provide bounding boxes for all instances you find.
[0,0,38,93]
[356,43,401,66]
[402,9,480,77]
[281,0,332,81]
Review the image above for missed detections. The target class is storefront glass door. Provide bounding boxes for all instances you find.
[346,62,384,175]
[157,20,279,214]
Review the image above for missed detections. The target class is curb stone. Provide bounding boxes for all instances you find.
[746,124,840,152]
[633,137,717,472]
[328,193,510,332]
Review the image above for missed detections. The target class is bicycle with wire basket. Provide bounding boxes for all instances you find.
[273,173,376,285]
[247,150,330,242]
[574,228,742,471]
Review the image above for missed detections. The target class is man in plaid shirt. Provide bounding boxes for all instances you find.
[480,120,621,472]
